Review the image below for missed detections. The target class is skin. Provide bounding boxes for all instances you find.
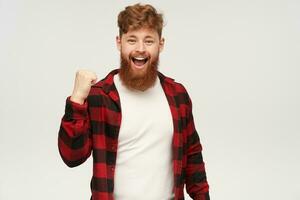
[70,69,97,104]
[116,28,165,78]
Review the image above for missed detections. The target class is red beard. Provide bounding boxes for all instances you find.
[119,52,159,91]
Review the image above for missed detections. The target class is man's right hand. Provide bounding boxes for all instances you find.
[70,70,98,104]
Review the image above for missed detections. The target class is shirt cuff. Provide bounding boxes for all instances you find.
[63,96,88,120]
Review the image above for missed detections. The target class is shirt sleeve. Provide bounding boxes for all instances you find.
[183,88,210,200]
[57,96,92,167]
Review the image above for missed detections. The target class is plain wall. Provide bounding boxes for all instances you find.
[0,0,299,199]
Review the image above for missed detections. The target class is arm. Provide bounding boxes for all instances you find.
[185,92,210,200]
[57,96,92,168]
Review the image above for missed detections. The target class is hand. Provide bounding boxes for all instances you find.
[70,69,97,104]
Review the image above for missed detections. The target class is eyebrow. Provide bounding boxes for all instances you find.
[145,36,154,39]
[126,35,155,39]
[127,35,137,38]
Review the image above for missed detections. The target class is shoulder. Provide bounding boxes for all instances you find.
[86,69,118,106]
[158,71,189,95]
[89,68,119,95]
[158,71,192,108]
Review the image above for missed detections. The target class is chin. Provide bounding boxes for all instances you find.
[130,63,149,77]
[119,53,159,91]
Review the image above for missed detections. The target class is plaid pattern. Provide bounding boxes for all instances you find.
[58,69,210,200]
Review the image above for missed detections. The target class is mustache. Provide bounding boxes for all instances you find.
[130,52,150,58]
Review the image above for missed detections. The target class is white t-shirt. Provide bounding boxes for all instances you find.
[113,74,175,200]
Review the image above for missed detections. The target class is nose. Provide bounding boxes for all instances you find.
[136,41,146,52]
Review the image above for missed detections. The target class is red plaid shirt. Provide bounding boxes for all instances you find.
[58,69,210,200]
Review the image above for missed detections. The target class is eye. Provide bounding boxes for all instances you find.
[145,40,154,45]
[127,39,136,44]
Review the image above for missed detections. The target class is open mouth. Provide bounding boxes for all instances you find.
[131,56,149,68]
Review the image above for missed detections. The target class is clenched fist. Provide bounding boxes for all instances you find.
[70,70,97,104]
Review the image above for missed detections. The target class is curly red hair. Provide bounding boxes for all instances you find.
[118,3,164,38]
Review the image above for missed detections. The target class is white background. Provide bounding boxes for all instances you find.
[0,0,299,199]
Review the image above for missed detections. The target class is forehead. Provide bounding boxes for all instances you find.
[122,28,159,38]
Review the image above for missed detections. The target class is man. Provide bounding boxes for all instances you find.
[58,3,210,200]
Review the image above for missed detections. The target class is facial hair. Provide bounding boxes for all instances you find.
[119,52,159,91]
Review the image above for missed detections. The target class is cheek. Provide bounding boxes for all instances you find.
[121,48,131,57]
[149,48,160,58]
[122,46,135,56]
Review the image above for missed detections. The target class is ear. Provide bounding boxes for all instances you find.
[159,37,165,52]
[116,36,121,51]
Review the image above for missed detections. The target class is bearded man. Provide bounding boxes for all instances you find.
[58,3,210,200]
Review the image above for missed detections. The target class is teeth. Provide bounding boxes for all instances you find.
[134,57,146,60]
